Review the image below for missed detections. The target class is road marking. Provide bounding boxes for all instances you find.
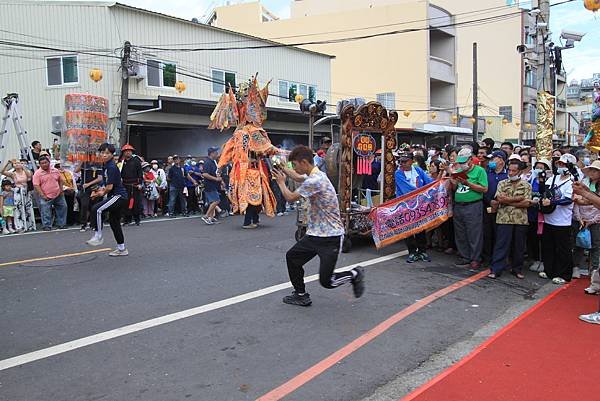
[0,215,203,238]
[0,248,112,268]
[0,250,408,371]
[398,283,568,401]
[256,269,490,401]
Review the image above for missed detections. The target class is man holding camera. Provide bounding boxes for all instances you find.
[539,153,576,284]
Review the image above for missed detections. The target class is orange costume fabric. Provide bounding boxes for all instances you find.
[210,76,278,217]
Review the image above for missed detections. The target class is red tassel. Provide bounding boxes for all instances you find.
[128,197,134,209]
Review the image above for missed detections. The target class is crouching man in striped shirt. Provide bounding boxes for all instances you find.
[86,143,129,256]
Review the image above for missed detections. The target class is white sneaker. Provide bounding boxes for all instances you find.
[584,286,600,295]
[537,262,545,272]
[2,228,9,235]
[8,227,16,233]
[86,236,104,246]
[552,277,566,285]
[579,312,600,325]
[529,261,540,272]
[277,212,284,217]
[109,248,129,257]
[572,267,581,279]
[539,271,548,279]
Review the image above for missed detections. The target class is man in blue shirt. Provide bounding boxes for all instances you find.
[395,150,433,263]
[167,155,187,217]
[85,143,129,256]
[482,150,508,266]
[202,147,223,225]
[184,160,202,214]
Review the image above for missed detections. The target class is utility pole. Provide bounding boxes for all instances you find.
[472,42,478,143]
[119,41,131,147]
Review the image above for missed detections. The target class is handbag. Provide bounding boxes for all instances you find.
[576,228,592,249]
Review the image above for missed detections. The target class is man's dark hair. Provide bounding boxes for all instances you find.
[470,141,480,154]
[501,142,514,150]
[98,143,116,154]
[482,138,495,149]
[38,156,50,163]
[31,140,40,147]
[288,145,315,164]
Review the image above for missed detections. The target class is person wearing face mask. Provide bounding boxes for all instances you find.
[150,160,167,216]
[482,150,508,267]
[487,160,533,279]
[539,153,576,284]
[527,159,552,273]
[451,148,488,269]
[573,160,600,288]
[184,158,201,215]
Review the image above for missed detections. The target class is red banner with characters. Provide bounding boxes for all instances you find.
[368,179,453,249]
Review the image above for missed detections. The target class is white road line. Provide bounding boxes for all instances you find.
[0,215,203,238]
[0,250,407,371]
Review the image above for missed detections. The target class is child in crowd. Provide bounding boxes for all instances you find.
[0,179,16,234]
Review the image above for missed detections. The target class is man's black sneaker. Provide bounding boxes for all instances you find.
[352,267,365,298]
[282,291,312,306]
[454,258,470,268]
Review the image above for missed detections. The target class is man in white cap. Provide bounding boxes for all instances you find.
[539,153,576,284]
[451,147,488,269]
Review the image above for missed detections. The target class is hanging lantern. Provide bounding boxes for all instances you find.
[486,119,493,125]
[295,94,304,103]
[515,122,521,127]
[430,111,437,120]
[469,117,476,124]
[584,0,600,12]
[502,118,509,125]
[451,114,458,123]
[175,80,186,94]
[89,68,103,83]
[403,110,411,117]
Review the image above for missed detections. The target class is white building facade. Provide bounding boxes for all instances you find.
[0,1,332,159]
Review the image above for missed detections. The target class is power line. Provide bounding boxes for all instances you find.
[135,0,575,53]
[141,2,528,48]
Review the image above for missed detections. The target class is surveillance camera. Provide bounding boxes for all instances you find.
[528,8,541,16]
[516,44,535,53]
[537,22,548,28]
[561,30,585,42]
[524,58,531,65]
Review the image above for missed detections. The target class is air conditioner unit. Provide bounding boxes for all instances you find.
[129,61,146,80]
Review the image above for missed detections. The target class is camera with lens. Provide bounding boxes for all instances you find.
[566,162,579,181]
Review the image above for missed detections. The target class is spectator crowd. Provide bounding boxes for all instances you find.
[1,137,599,324]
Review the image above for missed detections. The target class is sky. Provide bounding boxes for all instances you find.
[49,0,597,81]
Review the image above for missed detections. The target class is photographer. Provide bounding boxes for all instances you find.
[527,159,552,272]
[539,153,577,284]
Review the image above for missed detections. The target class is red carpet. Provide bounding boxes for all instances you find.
[402,279,599,401]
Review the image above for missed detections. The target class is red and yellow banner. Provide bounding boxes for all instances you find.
[369,179,453,249]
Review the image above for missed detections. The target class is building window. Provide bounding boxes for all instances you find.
[524,103,537,124]
[46,55,78,86]
[278,79,317,102]
[525,67,537,88]
[499,106,512,122]
[147,59,177,88]
[377,92,395,110]
[211,69,236,94]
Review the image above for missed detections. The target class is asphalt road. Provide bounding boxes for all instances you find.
[0,215,552,401]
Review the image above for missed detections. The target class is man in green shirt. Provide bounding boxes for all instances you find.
[451,148,488,269]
